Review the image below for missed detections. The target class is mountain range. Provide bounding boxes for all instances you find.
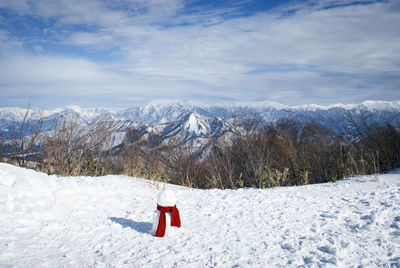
[1,100,399,153]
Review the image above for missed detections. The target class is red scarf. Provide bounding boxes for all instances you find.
[155,204,181,237]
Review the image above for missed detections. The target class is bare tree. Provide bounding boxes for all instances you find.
[41,115,114,176]
[84,119,115,175]
[41,115,83,175]
[0,133,5,162]
[163,137,201,187]
[10,100,43,167]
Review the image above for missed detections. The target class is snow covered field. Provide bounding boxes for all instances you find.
[1,163,400,267]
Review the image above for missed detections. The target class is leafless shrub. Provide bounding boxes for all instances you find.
[345,108,371,137]
[206,144,236,189]
[343,110,400,176]
[119,143,145,177]
[40,115,114,176]
[9,101,43,167]
[41,115,84,175]
[164,139,200,188]
[358,124,400,173]
[0,133,6,162]
[276,118,301,142]
[297,121,337,184]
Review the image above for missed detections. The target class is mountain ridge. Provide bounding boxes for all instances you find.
[1,100,399,153]
[2,99,400,121]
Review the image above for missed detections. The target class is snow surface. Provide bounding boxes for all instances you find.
[1,163,400,267]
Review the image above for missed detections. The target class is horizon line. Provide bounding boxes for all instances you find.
[1,99,400,112]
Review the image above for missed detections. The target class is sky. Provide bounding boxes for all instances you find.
[0,0,399,109]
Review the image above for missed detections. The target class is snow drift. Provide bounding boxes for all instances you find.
[1,163,400,267]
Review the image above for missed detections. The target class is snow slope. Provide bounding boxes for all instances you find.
[1,163,400,267]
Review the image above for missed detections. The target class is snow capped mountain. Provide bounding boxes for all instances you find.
[45,105,117,124]
[0,107,44,121]
[1,99,399,124]
[0,100,399,151]
[116,100,209,124]
[183,113,209,136]
[210,117,238,134]
[166,112,212,149]
[124,112,237,150]
[293,100,400,112]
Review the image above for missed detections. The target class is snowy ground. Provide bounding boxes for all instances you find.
[1,163,400,267]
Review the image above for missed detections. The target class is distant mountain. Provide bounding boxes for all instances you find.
[1,100,399,152]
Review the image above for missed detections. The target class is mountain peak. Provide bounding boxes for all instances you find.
[183,112,209,136]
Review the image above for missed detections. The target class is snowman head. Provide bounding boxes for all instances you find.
[157,189,176,207]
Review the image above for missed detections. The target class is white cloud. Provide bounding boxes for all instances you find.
[0,0,399,107]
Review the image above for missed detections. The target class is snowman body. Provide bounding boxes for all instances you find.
[151,210,172,235]
[151,189,181,237]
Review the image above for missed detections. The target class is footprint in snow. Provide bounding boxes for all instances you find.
[280,243,296,253]
[320,212,338,219]
[360,214,374,225]
[317,245,337,256]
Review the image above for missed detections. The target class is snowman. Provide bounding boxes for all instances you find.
[151,189,181,237]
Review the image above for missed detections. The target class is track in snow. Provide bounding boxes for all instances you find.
[1,163,400,267]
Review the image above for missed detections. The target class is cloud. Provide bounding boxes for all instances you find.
[0,0,399,108]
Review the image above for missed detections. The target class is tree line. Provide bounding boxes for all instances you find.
[1,105,399,189]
